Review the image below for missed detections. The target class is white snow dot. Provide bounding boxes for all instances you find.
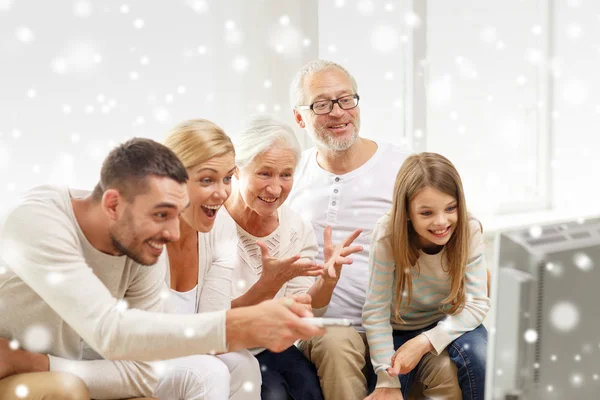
[547,385,553,392]
[480,26,497,43]
[130,71,139,80]
[574,354,581,361]
[154,107,170,123]
[198,45,207,54]
[273,104,281,112]
[85,105,94,114]
[232,56,249,72]
[533,362,540,369]
[264,80,272,88]
[516,75,527,86]
[496,369,503,376]
[243,381,255,392]
[279,15,289,26]
[177,85,186,94]
[12,129,21,139]
[74,1,92,18]
[593,374,598,381]
[23,325,52,352]
[496,40,505,50]
[550,302,580,332]
[237,280,247,290]
[133,18,144,29]
[52,58,67,74]
[184,328,195,338]
[531,25,542,35]
[356,0,374,16]
[159,290,169,300]
[573,252,593,272]
[528,225,542,238]
[302,38,311,47]
[187,0,208,13]
[140,56,149,65]
[225,20,236,30]
[15,385,29,398]
[16,26,34,43]
[551,354,557,361]
[404,11,421,28]
[9,339,19,350]
[524,329,538,343]
[384,71,394,80]
[384,2,394,11]
[115,299,129,313]
[566,24,582,39]
[0,0,14,11]
[334,0,345,7]
[165,94,174,103]
[47,272,65,285]
[371,25,399,53]
[328,45,337,53]
[120,4,129,13]
[32,164,40,173]
[571,373,583,387]
[27,89,36,98]
[6,182,15,192]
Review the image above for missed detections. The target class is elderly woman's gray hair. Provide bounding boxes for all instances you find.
[289,59,358,109]
[234,114,302,169]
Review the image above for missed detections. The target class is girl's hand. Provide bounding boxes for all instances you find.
[387,334,433,376]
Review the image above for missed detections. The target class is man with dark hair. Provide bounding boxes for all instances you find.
[0,138,323,399]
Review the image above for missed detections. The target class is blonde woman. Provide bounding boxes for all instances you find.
[363,152,489,400]
[154,119,261,400]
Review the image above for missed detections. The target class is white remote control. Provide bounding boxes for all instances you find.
[302,317,352,327]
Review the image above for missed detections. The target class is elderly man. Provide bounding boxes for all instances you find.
[0,138,323,400]
[287,60,461,400]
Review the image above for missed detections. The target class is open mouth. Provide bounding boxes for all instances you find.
[201,204,221,219]
[146,240,165,255]
[258,196,277,204]
[329,123,348,131]
[429,226,451,237]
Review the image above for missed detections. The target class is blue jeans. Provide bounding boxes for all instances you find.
[255,345,324,400]
[392,324,487,400]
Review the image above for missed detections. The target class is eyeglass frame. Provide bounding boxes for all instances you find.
[295,94,360,115]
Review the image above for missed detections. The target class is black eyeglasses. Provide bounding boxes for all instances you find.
[296,94,360,115]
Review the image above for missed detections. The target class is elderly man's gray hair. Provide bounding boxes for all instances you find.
[234,114,302,169]
[289,59,359,109]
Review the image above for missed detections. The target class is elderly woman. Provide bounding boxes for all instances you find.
[222,115,361,400]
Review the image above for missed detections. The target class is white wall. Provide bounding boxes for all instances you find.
[0,0,319,214]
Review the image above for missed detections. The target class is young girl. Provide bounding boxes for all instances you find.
[363,152,490,400]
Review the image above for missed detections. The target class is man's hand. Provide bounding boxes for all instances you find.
[226,295,326,353]
[364,387,404,400]
[0,337,49,380]
[258,241,324,288]
[322,227,363,282]
[387,334,433,376]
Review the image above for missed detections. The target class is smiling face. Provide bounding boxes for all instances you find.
[294,67,361,152]
[236,145,296,217]
[109,176,189,266]
[181,152,236,232]
[408,186,459,250]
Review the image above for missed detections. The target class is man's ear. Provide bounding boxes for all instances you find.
[102,189,122,221]
[293,109,306,128]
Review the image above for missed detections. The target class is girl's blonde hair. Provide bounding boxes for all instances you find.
[387,152,470,321]
[163,119,235,169]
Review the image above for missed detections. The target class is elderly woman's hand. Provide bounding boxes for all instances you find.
[257,241,325,289]
[322,227,363,284]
